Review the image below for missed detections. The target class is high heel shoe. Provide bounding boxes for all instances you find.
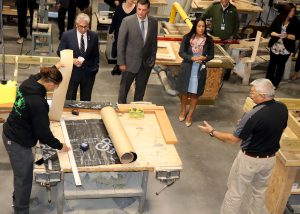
[179,113,186,122]
[185,119,192,127]
[179,115,185,122]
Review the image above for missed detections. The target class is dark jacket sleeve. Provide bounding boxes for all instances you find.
[29,98,63,150]
[89,32,100,72]
[232,8,240,37]
[204,37,214,62]
[56,32,68,56]
[151,18,158,60]
[179,35,193,62]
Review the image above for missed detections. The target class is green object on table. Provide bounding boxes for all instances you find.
[129,108,144,118]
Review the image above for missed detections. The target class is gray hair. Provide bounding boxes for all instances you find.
[250,78,275,98]
[76,13,90,24]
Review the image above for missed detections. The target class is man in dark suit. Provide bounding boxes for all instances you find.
[117,0,158,104]
[57,13,99,101]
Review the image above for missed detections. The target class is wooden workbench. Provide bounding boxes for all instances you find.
[244,97,300,214]
[191,0,263,25]
[156,40,235,104]
[36,106,182,213]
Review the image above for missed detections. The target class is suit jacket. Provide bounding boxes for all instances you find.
[117,14,158,73]
[57,29,99,74]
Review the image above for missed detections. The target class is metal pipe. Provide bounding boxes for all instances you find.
[169,2,193,29]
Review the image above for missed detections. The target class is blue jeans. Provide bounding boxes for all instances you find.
[2,133,34,214]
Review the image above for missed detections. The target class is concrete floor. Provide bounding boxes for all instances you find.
[1,21,300,214]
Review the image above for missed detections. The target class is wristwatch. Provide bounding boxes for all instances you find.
[209,129,215,137]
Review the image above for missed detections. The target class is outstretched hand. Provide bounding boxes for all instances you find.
[198,121,214,134]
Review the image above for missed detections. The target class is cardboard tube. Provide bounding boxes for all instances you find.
[100,106,137,164]
[49,49,73,121]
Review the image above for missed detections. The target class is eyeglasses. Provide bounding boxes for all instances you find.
[77,25,88,29]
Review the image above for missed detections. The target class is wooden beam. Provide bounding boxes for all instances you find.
[0,55,60,65]
[60,119,82,186]
[155,109,178,144]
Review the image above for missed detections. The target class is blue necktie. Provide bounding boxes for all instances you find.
[141,20,145,41]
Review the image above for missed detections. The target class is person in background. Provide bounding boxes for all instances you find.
[202,0,239,41]
[117,0,157,104]
[57,13,99,101]
[16,0,38,44]
[199,78,288,214]
[202,0,239,81]
[266,3,299,88]
[57,0,76,40]
[176,17,214,127]
[109,0,136,75]
[2,62,70,214]
[104,0,123,11]
[291,48,300,80]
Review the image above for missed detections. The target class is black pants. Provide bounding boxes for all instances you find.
[266,51,290,87]
[57,0,76,38]
[118,68,152,104]
[295,49,300,73]
[16,0,36,38]
[66,69,96,101]
[2,133,34,214]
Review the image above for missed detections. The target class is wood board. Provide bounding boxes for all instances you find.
[156,41,177,61]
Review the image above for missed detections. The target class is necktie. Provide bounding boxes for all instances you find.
[141,20,145,42]
[80,34,85,54]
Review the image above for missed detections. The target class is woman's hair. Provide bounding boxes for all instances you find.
[186,17,208,39]
[40,66,63,85]
[277,3,296,23]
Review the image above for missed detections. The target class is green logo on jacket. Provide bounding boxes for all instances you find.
[13,90,25,116]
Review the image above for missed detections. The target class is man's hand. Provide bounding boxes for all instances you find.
[60,144,71,152]
[119,65,126,72]
[73,58,83,67]
[198,121,214,134]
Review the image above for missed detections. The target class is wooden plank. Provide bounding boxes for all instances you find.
[280,139,300,152]
[64,188,143,199]
[156,41,176,61]
[0,55,60,65]
[60,119,82,186]
[155,109,178,144]
[288,112,300,139]
[265,158,298,213]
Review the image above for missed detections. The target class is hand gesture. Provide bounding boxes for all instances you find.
[198,121,214,134]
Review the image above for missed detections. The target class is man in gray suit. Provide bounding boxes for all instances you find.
[117,0,158,104]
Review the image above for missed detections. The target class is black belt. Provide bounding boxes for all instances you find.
[242,150,275,158]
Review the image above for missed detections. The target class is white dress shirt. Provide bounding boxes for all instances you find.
[137,15,148,41]
[76,30,87,52]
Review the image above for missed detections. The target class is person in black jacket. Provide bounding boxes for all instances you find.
[108,0,136,75]
[2,63,70,214]
[175,18,214,127]
[266,3,300,88]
